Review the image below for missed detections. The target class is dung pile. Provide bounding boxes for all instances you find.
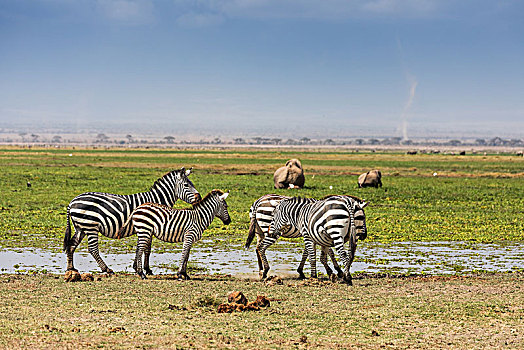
[264,275,283,287]
[217,291,271,313]
[64,271,96,282]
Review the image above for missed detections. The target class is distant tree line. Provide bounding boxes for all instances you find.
[1,133,523,148]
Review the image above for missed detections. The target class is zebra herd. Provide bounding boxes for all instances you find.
[246,194,367,285]
[64,167,367,284]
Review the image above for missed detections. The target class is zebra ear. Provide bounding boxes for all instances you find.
[361,201,368,208]
[219,191,229,200]
[185,167,193,176]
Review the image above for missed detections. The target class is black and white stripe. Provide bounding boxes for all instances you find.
[131,190,231,279]
[245,194,344,279]
[259,195,367,284]
[63,167,201,274]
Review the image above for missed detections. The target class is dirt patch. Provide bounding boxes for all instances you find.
[0,272,522,349]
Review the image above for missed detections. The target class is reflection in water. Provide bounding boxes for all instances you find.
[1,241,523,276]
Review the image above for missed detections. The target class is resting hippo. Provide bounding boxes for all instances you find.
[358,170,382,188]
[273,159,305,189]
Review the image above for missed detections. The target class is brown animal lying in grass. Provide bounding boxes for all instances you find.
[274,159,305,189]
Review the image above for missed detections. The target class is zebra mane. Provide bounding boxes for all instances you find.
[140,190,225,211]
[149,169,184,191]
[143,202,171,210]
[321,194,364,203]
[283,196,311,205]
[345,194,364,203]
[192,189,225,207]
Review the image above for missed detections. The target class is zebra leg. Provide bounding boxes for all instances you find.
[349,242,357,267]
[297,247,308,280]
[131,235,153,275]
[347,233,358,278]
[304,238,317,279]
[133,241,146,280]
[256,236,277,280]
[332,235,352,285]
[327,248,344,278]
[255,230,264,272]
[65,230,86,272]
[133,229,153,279]
[143,241,154,276]
[86,233,114,274]
[319,247,334,277]
[178,234,195,280]
[133,245,139,271]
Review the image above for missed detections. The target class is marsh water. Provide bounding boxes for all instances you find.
[1,240,522,276]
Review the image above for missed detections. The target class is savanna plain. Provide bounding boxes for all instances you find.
[0,147,523,349]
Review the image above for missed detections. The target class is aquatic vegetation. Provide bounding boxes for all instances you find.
[0,147,522,253]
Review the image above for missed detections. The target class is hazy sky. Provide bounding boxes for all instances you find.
[1,0,523,138]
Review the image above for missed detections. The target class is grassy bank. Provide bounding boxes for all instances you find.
[0,272,522,349]
[1,147,522,252]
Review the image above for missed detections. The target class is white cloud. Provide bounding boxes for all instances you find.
[362,0,437,16]
[176,12,224,28]
[96,0,155,24]
[88,1,506,27]
[200,0,442,20]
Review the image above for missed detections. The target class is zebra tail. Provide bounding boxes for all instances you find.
[63,208,72,252]
[244,218,258,249]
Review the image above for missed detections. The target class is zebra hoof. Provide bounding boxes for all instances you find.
[177,273,190,280]
[145,269,154,276]
[105,268,115,275]
[297,272,306,280]
[343,276,353,285]
[67,268,78,272]
[337,271,345,279]
[139,272,147,280]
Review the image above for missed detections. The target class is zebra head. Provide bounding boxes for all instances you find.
[154,167,201,206]
[267,197,303,238]
[215,190,231,225]
[177,167,202,204]
[352,200,368,240]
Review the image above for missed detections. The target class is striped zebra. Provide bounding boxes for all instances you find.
[245,194,344,279]
[63,167,201,274]
[130,189,231,279]
[260,195,367,285]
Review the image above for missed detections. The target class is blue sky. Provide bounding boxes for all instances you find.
[1,0,523,138]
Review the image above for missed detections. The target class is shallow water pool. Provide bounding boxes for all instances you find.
[1,240,522,277]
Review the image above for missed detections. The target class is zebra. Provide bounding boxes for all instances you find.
[259,195,367,285]
[130,189,231,279]
[245,194,344,279]
[63,167,201,274]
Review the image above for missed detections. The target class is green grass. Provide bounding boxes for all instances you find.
[1,147,523,349]
[0,147,523,252]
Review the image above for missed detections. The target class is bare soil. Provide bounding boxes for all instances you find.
[0,272,522,349]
